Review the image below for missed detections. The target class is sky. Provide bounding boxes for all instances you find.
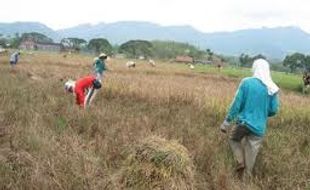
[1,0,310,33]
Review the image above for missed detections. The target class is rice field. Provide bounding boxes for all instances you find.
[0,52,309,189]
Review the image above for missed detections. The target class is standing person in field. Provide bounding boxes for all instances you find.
[91,53,109,104]
[64,75,102,108]
[9,51,21,71]
[93,53,108,81]
[220,58,280,180]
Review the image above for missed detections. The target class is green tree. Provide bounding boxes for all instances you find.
[10,33,21,48]
[304,55,310,71]
[88,38,112,55]
[206,49,214,61]
[21,32,53,43]
[152,40,206,60]
[239,53,252,67]
[283,53,305,73]
[0,37,7,47]
[252,54,266,60]
[119,40,153,59]
[239,53,266,67]
[61,38,87,52]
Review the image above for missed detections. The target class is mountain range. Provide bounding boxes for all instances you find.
[1,21,310,59]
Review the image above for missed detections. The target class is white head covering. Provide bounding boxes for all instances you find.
[64,79,76,93]
[252,59,279,95]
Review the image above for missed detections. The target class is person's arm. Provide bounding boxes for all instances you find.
[268,93,279,117]
[225,80,246,122]
[84,87,95,108]
[93,60,100,72]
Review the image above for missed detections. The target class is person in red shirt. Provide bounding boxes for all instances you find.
[64,75,101,108]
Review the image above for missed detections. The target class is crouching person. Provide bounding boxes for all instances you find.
[64,75,102,108]
[220,59,280,180]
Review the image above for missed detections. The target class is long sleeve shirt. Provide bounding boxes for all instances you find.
[226,77,279,136]
[74,75,96,107]
[10,52,19,63]
[93,58,106,75]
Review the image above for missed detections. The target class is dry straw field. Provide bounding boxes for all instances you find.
[0,52,309,189]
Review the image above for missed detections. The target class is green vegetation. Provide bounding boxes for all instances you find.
[283,52,310,72]
[119,40,153,58]
[88,38,113,55]
[21,32,53,43]
[194,64,303,92]
[152,40,206,60]
[60,38,87,52]
[239,53,266,67]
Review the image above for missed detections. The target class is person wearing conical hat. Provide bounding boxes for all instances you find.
[93,53,108,81]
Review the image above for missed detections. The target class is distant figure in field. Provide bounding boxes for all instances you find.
[126,61,136,68]
[64,75,102,108]
[93,53,108,82]
[9,51,20,71]
[302,71,310,93]
[189,64,195,69]
[216,63,223,71]
[220,58,280,180]
[148,59,156,67]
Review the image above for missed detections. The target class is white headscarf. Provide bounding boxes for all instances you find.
[252,59,279,95]
[64,79,76,93]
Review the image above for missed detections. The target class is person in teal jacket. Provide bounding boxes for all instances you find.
[93,53,108,81]
[220,58,280,180]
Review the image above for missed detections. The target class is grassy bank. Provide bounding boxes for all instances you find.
[194,64,304,92]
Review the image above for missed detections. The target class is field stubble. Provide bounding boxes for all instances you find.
[0,53,309,189]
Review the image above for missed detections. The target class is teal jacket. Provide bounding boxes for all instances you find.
[93,58,106,75]
[226,77,279,136]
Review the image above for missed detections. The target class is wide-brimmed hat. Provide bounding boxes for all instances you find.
[99,53,107,59]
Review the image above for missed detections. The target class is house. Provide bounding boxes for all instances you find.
[19,39,63,52]
[174,55,193,63]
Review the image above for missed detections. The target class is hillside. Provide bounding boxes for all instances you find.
[0,22,61,41]
[1,21,310,58]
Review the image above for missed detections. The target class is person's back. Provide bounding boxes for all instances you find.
[74,75,96,106]
[64,76,101,108]
[10,51,19,64]
[230,77,278,136]
[220,58,279,180]
[93,53,107,80]
[75,75,96,91]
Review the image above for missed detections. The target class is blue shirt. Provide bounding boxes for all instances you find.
[93,58,106,75]
[226,77,279,136]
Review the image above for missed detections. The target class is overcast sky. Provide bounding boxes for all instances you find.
[1,0,310,33]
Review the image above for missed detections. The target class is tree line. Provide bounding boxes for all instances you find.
[238,53,310,73]
[1,32,309,73]
[0,32,214,61]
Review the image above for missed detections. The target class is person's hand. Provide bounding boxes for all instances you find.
[220,120,230,133]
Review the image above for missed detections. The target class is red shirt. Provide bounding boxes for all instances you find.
[74,75,96,106]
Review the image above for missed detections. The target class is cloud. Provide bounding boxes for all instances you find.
[1,0,310,33]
